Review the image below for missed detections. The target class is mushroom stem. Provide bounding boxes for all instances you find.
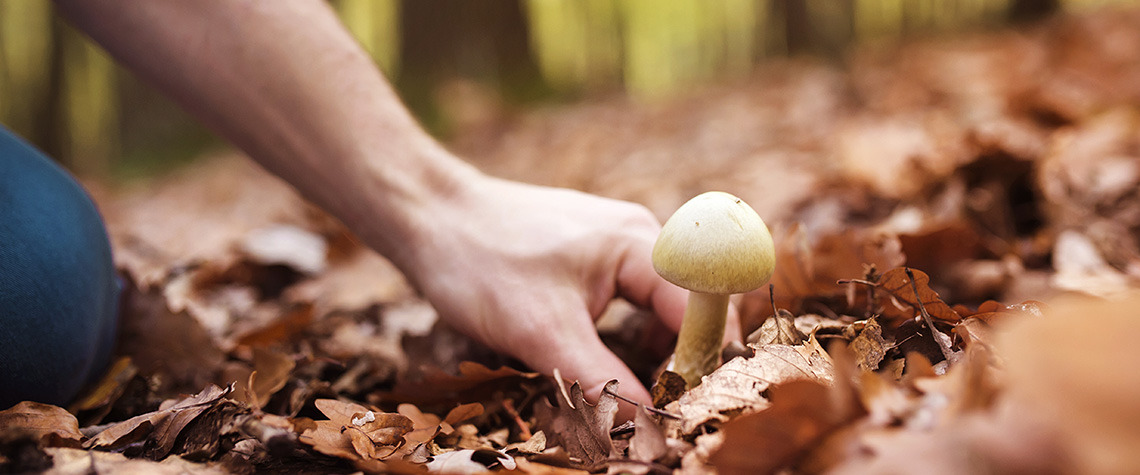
[673,291,730,388]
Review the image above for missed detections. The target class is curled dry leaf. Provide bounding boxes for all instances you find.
[849,317,887,371]
[533,375,618,468]
[85,383,232,458]
[298,399,414,462]
[670,336,834,434]
[0,401,84,448]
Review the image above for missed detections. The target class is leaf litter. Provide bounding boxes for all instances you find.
[5,7,1140,474]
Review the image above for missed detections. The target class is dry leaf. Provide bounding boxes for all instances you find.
[877,267,962,323]
[443,403,484,426]
[505,431,548,455]
[849,317,886,371]
[426,448,515,474]
[300,399,413,462]
[759,226,905,322]
[650,370,687,408]
[0,402,84,448]
[670,337,834,434]
[533,375,618,468]
[387,362,539,405]
[709,378,864,475]
[85,383,231,458]
[43,447,228,475]
[747,309,805,346]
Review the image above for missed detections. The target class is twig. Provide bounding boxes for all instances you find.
[501,398,532,440]
[770,284,794,342]
[836,278,878,287]
[602,386,680,420]
[904,268,955,362]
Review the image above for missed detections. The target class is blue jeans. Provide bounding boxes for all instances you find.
[0,127,120,409]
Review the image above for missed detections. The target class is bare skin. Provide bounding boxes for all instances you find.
[53,0,740,419]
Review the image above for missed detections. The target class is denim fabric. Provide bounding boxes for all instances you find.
[0,127,119,409]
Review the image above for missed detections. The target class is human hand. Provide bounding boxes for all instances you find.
[391,175,741,420]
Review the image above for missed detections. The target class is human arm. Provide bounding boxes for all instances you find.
[52,0,737,416]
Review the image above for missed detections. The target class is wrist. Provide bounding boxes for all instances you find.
[337,144,487,277]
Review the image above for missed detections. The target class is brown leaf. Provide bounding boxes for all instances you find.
[43,447,229,474]
[878,267,962,323]
[504,431,548,455]
[753,226,904,327]
[443,403,485,426]
[649,370,686,409]
[0,402,84,448]
[747,309,805,346]
[533,374,618,468]
[299,399,413,462]
[386,361,539,405]
[230,348,296,410]
[69,357,138,424]
[670,337,834,434]
[709,378,864,475]
[995,295,1140,473]
[513,457,591,475]
[629,406,667,464]
[849,317,886,371]
[85,383,231,457]
[116,284,226,396]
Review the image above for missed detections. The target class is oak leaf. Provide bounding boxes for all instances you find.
[298,399,414,462]
[670,336,834,434]
[533,374,618,468]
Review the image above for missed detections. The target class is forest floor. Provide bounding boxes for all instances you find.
[5,6,1140,474]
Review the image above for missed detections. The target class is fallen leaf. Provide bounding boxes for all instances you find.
[443,403,484,426]
[505,431,548,455]
[298,399,414,462]
[0,402,84,448]
[234,348,295,409]
[533,374,618,468]
[849,317,887,371]
[43,447,229,474]
[85,383,232,458]
[877,267,962,323]
[426,448,515,474]
[747,309,805,346]
[386,362,539,405]
[650,370,687,409]
[709,377,864,475]
[670,336,834,434]
[629,406,667,464]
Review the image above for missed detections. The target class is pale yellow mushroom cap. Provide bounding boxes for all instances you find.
[652,191,775,295]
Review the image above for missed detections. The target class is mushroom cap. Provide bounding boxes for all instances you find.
[652,191,775,294]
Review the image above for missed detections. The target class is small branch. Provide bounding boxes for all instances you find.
[836,278,878,287]
[904,268,955,362]
[501,399,532,440]
[603,386,680,420]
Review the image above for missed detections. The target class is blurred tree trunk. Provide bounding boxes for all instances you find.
[0,0,54,145]
[57,21,119,178]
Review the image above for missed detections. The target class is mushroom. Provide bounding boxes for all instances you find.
[652,191,775,387]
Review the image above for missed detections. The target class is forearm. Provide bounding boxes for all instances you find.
[52,0,480,267]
